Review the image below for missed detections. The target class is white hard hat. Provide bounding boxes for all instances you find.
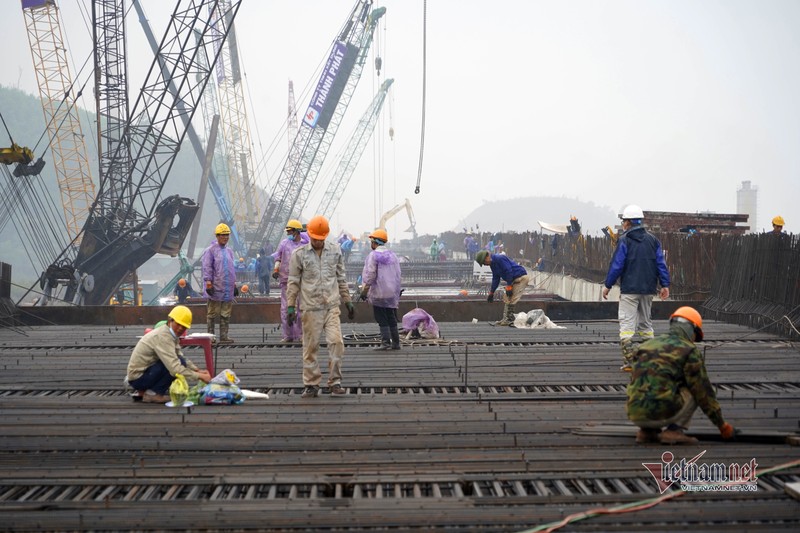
[620,204,644,220]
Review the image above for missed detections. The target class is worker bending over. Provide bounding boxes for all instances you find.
[125,306,211,403]
[475,250,530,327]
[627,307,735,444]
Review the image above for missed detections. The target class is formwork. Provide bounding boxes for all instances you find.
[0,314,798,531]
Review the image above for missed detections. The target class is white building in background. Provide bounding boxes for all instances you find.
[737,180,758,234]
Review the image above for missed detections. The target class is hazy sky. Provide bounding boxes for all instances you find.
[2,0,798,240]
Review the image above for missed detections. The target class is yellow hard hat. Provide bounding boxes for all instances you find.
[285,219,303,231]
[168,305,192,329]
[307,215,330,240]
[772,215,785,226]
[215,223,231,235]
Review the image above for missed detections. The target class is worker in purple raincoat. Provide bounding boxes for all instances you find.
[271,219,309,342]
[202,223,237,344]
[359,229,403,350]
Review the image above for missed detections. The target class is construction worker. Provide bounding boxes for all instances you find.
[272,219,309,342]
[475,250,530,326]
[771,215,786,235]
[202,223,237,344]
[602,205,670,371]
[360,228,402,350]
[287,215,354,398]
[255,248,274,296]
[125,306,211,403]
[173,278,193,304]
[627,307,736,444]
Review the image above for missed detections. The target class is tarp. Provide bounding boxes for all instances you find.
[538,221,569,234]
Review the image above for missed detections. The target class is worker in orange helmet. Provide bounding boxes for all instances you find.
[360,228,403,350]
[627,306,735,445]
[173,278,193,304]
[286,215,354,398]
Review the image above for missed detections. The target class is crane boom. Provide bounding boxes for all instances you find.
[316,78,393,219]
[45,0,242,305]
[22,0,96,242]
[248,1,385,256]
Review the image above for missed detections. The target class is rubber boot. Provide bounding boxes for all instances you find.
[207,317,216,343]
[390,325,401,350]
[219,317,234,344]
[619,338,637,371]
[495,304,515,327]
[373,326,391,351]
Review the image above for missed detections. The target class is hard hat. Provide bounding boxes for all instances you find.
[241,284,249,293]
[670,306,703,341]
[239,257,244,262]
[772,215,785,226]
[306,215,330,240]
[215,223,231,235]
[369,228,388,243]
[620,204,644,220]
[285,219,303,231]
[178,278,186,288]
[168,305,192,329]
[475,250,489,265]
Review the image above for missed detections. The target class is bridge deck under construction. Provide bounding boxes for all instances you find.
[0,316,798,531]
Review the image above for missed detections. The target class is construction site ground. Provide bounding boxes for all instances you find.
[1,315,799,531]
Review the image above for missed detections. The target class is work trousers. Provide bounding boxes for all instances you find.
[129,356,186,395]
[207,300,233,324]
[631,388,697,430]
[258,275,270,295]
[373,306,398,329]
[279,282,302,341]
[502,274,531,305]
[301,306,345,387]
[618,293,654,341]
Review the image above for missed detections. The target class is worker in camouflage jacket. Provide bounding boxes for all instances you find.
[627,306,735,445]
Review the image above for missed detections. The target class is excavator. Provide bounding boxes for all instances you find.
[377,198,417,240]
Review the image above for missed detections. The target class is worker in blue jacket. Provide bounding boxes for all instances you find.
[475,250,530,326]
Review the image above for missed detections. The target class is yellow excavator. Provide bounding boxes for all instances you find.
[377,198,417,240]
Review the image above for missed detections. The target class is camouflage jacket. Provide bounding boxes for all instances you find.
[626,323,724,427]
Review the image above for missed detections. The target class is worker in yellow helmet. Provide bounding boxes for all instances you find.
[271,219,309,342]
[125,305,211,403]
[771,215,786,235]
[201,223,237,344]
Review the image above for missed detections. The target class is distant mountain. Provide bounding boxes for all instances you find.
[454,197,617,236]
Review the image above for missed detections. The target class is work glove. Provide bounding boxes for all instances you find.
[234,285,240,297]
[205,281,214,296]
[271,270,279,280]
[287,306,296,326]
[719,422,735,440]
[487,291,494,303]
[505,285,513,299]
[346,302,355,320]
[359,289,368,302]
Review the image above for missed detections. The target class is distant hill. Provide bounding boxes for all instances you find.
[454,197,617,236]
[0,85,223,291]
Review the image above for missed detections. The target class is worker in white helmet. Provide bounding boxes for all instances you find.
[602,205,670,371]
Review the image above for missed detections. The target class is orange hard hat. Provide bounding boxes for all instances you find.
[306,215,330,240]
[369,228,388,242]
[670,306,703,341]
[241,284,249,293]
[178,278,187,287]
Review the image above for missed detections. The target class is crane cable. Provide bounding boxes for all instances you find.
[414,0,427,195]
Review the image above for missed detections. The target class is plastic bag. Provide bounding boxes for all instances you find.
[200,383,245,405]
[186,382,204,404]
[169,373,189,406]
[210,369,240,386]
[401,308,439,339]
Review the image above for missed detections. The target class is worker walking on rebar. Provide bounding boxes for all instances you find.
[602,205,670,371]
[272,219,308,342]
[287,215,354,398]
[627,307,735,444]
[202,223,237,344]
[359,229,402,351]
[255,248,274,296]
[125,306,211,403]
[475,250,530,327]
